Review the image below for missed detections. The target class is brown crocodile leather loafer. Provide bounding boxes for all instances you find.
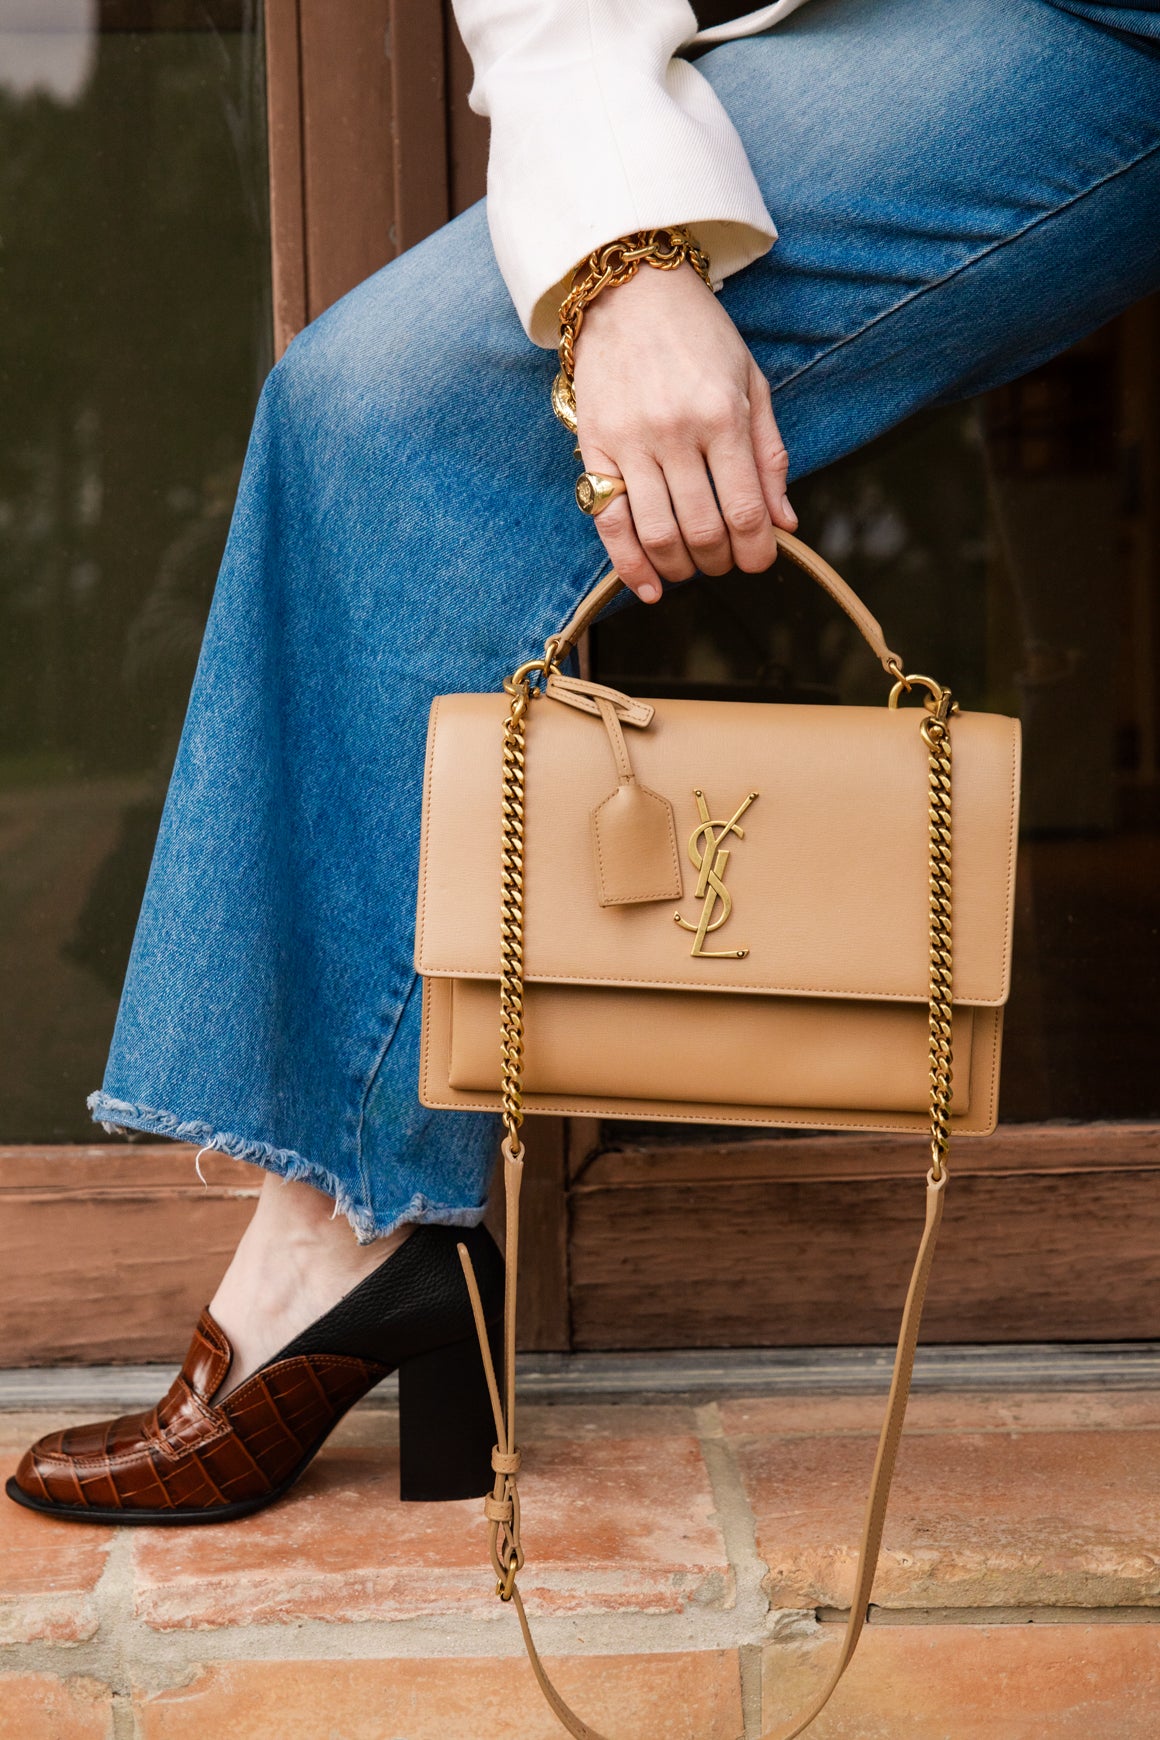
[5,1223,503,1525]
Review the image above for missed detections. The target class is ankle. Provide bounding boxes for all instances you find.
[206,1175,414,1399]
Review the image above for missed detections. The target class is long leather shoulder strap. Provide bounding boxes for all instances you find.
[461,1163,947,1740]
[552,530,904,675]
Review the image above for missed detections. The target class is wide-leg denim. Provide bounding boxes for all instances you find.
[91,0,1160,1240]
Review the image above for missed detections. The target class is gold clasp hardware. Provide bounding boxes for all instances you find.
[497,1550,520,1602]
[674,789,757,959]
[887,667,957,720]
[504,637,563,701]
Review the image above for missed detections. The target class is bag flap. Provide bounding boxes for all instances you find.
[416,692,1021,1007]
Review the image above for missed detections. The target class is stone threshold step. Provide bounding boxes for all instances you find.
[5,1380,1160,1737]
[12,1638,1158,1740]
[824,1604,1160,1626]
[3,1339,1160,1411]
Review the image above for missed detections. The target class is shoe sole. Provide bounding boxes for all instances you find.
[3,1386,494,1526]
[4,1465,308,1525]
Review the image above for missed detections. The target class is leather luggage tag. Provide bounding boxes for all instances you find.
[543,673,682,907]
[592,780,683,906]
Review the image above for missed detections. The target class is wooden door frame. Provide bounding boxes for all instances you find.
[264,0,487,356]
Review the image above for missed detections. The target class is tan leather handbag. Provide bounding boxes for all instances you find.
[415,530,1022,1739]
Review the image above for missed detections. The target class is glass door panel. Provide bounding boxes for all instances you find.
[0,0,270,1138]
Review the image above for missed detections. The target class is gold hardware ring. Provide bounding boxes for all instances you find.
[887,670,957,716]
[497,1550,520,1602]
[504,645,560,698]
[575,472,627,517]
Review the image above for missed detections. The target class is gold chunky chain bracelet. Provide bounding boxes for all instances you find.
[550,225,713,433]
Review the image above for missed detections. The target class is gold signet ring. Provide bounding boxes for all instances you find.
[575,472,628,517]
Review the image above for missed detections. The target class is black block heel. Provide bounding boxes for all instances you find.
[397,1317,503,1502]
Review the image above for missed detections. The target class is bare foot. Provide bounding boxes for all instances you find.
[208,1172,413,1402]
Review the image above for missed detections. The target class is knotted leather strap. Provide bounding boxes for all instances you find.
[553,528,904,676]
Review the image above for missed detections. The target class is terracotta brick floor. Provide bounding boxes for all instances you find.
[1,1386,1159,1738]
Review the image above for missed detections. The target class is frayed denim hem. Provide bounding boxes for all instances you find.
[87,1092,490,1245]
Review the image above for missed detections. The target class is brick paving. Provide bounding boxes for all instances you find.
[1,1388,1159,1737]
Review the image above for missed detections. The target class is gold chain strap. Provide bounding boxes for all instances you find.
[923,698,954,1179]
[457,647,956,1740]
[888,665,956,1180]
[499,687,530,1154]
[498,645,560,1156]
[551,226,714,434]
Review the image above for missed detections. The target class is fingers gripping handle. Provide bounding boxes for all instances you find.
[551,529,904,675]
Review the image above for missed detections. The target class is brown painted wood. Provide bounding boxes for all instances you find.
[297,0,395,322]
[443,0,489,215]
[264,3,483,349]
[578,1124,1160,1187]
[0,1146,260,1367]
[0,1132,569,1364]
[389,1,450,250]
[569,1159,1160,1350]
[264,0,307,357]
[567,1117,604,1183]
[484,1119,571,1352]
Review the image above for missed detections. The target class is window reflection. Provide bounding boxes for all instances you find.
[0,2,99,103]
[0,1,269,1139]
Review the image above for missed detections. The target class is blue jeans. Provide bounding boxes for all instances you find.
[92,0,1160,1240]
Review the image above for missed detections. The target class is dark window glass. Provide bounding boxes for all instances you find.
[0,0,270,1139]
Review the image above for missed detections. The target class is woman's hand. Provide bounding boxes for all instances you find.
[571,261,796,603]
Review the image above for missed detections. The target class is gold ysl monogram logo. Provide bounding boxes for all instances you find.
[674,789,758,959]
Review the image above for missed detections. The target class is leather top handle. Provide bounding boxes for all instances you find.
[552,528,904,677]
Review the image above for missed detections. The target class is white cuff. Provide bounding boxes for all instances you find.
[458,2,778,347]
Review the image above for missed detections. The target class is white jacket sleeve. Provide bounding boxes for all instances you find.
[451,0,779,348]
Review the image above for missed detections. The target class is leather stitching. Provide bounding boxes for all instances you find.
[421,1099,977,1132]
[414,693,442,976]
[997,724,1021,1003]
[425,990,1001,1132]
[32,1436,228,1471]
[419,1074,998,1133]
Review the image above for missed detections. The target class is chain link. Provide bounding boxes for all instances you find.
[921,704,954,1180]
[490,650,956,1734]
[499,685,530,1156]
